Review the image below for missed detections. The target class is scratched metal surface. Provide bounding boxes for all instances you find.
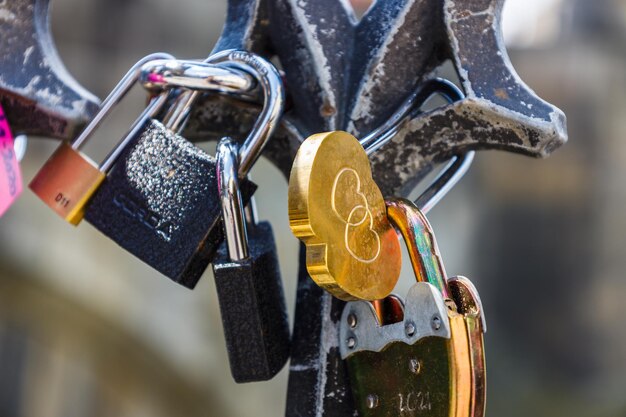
[0,1,567,416]
[0,0,99,139]
[189,0,567,195]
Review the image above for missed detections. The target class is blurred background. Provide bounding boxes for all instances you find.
[0,0,624,416]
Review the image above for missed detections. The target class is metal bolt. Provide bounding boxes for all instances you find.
[405,322,416,337]
[366,394,379,409]
[409,358,421,375]
[431,315,442,331]
[347,313,358,328]
[347,337,356,349]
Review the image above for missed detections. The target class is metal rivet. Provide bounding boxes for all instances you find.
[347,313,357,328]
[347,337,356,349]
[432,315,442,331]
[405,322,416,337]
[366,394,379,409]
[409,358,421,375]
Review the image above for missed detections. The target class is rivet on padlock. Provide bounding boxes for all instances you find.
[29,53,175,225]
[339,198,486,417]
[211,137,290,383]
[82,50,285,288]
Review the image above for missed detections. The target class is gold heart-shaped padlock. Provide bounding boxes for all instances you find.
[288,131,402,301]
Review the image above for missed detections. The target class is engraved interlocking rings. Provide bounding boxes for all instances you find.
[288,131,401,301]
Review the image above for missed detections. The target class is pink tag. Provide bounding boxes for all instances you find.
[0,105,22,216]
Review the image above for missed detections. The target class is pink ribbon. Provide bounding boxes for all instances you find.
[0,104,23,216]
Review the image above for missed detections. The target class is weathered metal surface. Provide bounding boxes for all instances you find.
[196,0,567,194]
[201,1,568,416]
[0,0,98,139]
[0,1,567,416]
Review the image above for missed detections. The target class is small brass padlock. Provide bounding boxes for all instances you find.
[29,53,173,224]
[340,198,486,417]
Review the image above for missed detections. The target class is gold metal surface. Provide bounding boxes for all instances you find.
[448,307,473,417]
[449,277,487,417]
[288,131,401,301]
[386,197,450,298]
[29,143,105,225]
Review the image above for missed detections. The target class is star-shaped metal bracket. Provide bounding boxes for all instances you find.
[0,1,567,416]
[188,0,567,195]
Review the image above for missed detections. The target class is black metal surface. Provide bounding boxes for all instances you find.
[212,221,291,383]
[0,1,567,187]
[83,119,256,289]
[191,0,567,194]
[0,0,98,139]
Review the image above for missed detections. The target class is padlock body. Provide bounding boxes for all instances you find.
[212,221,291,383]
[341,282,482,417]
[29,143,105,225]
[348,337,451,416]
[83,119,255,288]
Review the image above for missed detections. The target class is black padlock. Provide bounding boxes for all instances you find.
[83,51,285,288]
[212,137,290,383]
[84,118,256,288]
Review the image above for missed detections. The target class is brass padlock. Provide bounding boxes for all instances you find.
[29,53,173,224]
[339,198,486,417]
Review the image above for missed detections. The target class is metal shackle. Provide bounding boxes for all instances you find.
[385,197,450,299]
[143,50,284,180]
[150,49,245,136]
[139,59,256,96]
[70,52,175,172]
[359,78,474,214]
[216,137,248,261]
[210,50,285,179]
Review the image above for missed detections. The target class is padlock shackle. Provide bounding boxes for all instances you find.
[98,52,261,173]
[140,60,257,132]
[153,49,251,133]
[360,78,473,214]
[210,51,285,179]
[148,50,285,175]
[216,137,249,261]
[71,52,175,152]
[139,59,256,94]
[385,197,450,299]
[416,151,474,215]
[361,78,463,155]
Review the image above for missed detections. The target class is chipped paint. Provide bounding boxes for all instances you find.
[289,0,338,128]
[0,0,99,139]
[348,2,413,130]
[0,8,16,22]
